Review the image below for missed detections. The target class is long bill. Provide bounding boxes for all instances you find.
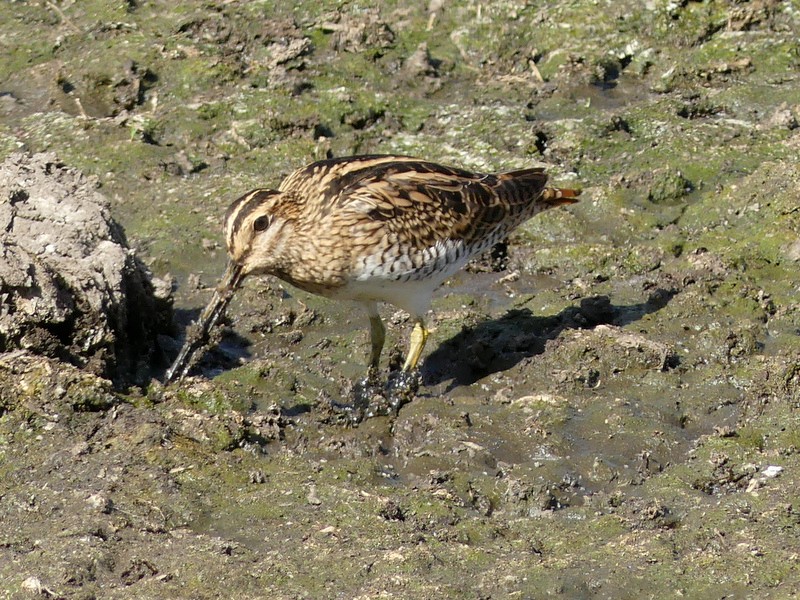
[164,261,244,384]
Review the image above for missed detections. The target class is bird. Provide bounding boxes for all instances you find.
[165,155,579,383]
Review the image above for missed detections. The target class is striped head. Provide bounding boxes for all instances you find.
[222,188,299,281]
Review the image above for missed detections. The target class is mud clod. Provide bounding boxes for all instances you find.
[0,152,172,386]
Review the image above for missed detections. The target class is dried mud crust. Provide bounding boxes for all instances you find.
[0,152,172,385]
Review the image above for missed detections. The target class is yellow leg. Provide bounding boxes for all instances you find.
[402,319,429,371]
[368,311,385,369]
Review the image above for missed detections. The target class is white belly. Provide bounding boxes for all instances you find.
[325,233,503,316]
[326,274,447,317]
[327,238,481,316]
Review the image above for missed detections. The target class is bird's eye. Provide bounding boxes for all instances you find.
[253,216,270,232]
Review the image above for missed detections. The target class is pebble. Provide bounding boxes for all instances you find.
[762,465,783,478]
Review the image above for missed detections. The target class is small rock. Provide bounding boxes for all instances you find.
[329,10,394,54]
[307,484,322,505]
[647,169,693,205]
[746,477,764,493]
[404,42,439,78]
[249,469,267,484]
[21,576,55,596]
[379,500,406,521]
[267,38,313,68]
[151,274,175,301]
[186,273,203,290]
[86,493,114,513]
[763,104,798,131]
[786,239,800,261]
[318,525,338,535]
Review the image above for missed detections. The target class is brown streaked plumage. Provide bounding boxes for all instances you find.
[165,155,579,382]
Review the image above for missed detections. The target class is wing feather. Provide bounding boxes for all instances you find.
[278,155,557,254]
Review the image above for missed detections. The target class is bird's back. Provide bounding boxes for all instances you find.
[276,156,578,299]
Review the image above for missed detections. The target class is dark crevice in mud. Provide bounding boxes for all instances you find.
[423,290,678,388]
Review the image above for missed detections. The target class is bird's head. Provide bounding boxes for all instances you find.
[218,188,300,288]
[163,188,296,383]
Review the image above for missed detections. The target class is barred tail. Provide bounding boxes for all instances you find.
[540,187,581,207]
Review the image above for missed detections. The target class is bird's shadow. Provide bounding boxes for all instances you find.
[164,288,677,391]
[420,288,677,390]
[163,307,253,377]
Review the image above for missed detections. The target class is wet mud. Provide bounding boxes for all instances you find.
[1,1,799,598]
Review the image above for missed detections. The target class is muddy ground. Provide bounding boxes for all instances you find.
[1,1,800,598]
